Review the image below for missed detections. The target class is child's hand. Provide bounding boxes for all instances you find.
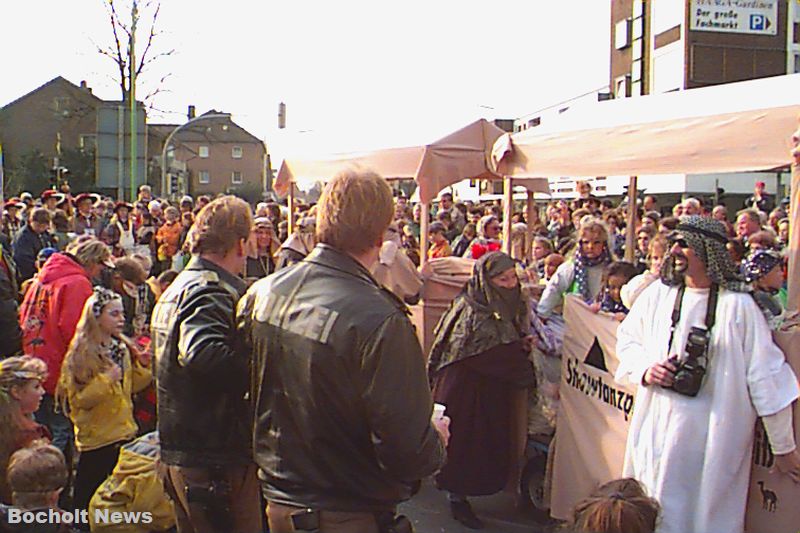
[106,364,122,383]
[614,312,627,322]
[589,302,601,314]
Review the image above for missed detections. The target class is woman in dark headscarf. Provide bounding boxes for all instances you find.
[429,252,535,529]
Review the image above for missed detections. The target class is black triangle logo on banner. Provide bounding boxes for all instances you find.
[584,337,608,373]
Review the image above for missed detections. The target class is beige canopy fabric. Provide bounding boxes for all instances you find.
[495,74,800,178]
[274,145,425,197]
[274,119,549,203]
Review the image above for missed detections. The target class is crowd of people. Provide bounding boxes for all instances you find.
[0,174,798,533]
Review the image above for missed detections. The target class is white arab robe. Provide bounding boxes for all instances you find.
[615,281,798,533]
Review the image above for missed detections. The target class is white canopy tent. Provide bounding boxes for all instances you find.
[492,74,800,308]
[275,118,549,260]
[493,74,800,179]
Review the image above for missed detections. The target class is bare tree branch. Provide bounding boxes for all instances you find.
[96,0,171,103]
[135,1,160,77]
[104,0,129,97]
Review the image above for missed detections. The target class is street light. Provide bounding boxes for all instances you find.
[160,113,231,197]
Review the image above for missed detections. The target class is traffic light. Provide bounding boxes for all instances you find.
[169,174,179,196]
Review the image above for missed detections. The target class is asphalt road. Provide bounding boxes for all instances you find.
[399,479,558,533]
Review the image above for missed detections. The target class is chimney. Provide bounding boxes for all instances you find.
[188,105,196,120]
[79,80,92,94]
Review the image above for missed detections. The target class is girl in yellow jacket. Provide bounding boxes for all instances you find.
[56,287,152,515]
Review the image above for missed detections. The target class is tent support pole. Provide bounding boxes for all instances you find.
[624,176,638,263]
[420,202,430,266]
[787,160,800,311]
[526,191,535,264]
[287,182,295,235]
[503,177,513,254]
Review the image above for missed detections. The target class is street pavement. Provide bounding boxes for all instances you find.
[399,479,558,533]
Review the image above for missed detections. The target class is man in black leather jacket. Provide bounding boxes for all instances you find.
[239,170,449,533]
[150,196,261,533]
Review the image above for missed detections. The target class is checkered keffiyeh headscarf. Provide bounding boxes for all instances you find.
[660,215,748,292]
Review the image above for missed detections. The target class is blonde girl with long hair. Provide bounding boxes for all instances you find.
[56,287,151,515]
[0,356,49,503]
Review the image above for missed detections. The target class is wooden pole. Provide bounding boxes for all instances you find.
[502,176,513,254]
[787,161,800,311]
[624,176,638,263]
[526,191,535,264]
[287,182,295,234]
[420,202,430,266]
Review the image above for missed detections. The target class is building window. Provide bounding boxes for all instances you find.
[615,19,631,49]
[199,146,209,158]
[794,22,800,44]
[198,171,210,184]
[231,171,243,184]
[232,146,243,159]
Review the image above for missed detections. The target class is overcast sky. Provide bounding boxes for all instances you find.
[2,0,611,161]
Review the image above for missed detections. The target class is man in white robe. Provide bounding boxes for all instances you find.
[615,216,800,533]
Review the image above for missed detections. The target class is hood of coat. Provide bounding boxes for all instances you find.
[38,253,89,285]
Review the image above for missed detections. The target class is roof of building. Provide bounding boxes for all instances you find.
[148,110,262,145]
[0,76,104,111]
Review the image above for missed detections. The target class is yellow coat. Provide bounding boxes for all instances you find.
[66,343,152,452]
[89,432,176,533]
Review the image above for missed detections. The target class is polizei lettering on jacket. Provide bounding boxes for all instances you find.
[565,357,634,421]
[255,292,339,344]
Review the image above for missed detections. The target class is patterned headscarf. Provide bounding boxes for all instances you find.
[92,286,122,317]
[660,215,748,292]
[743,249,784,284]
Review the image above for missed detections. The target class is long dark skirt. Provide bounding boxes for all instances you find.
[432,342,534,496]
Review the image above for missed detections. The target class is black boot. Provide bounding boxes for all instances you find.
[450,499,484,529]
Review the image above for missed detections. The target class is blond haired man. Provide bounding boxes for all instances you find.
[240,169,448,533]
[151,195,260,533]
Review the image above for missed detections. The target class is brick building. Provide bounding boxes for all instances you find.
[149,109,266,200]
[0,77,100,182]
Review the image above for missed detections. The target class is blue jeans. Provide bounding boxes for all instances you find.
[35,394,74,454]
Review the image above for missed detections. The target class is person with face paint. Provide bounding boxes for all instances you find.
[615,216,800,533]
[537,218,613,318]
[743,249,787,331]
[428,252,535,529]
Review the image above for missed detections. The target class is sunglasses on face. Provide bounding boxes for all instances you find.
[670,236,690,249]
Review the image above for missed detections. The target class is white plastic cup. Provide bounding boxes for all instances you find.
[433,403,446,421]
